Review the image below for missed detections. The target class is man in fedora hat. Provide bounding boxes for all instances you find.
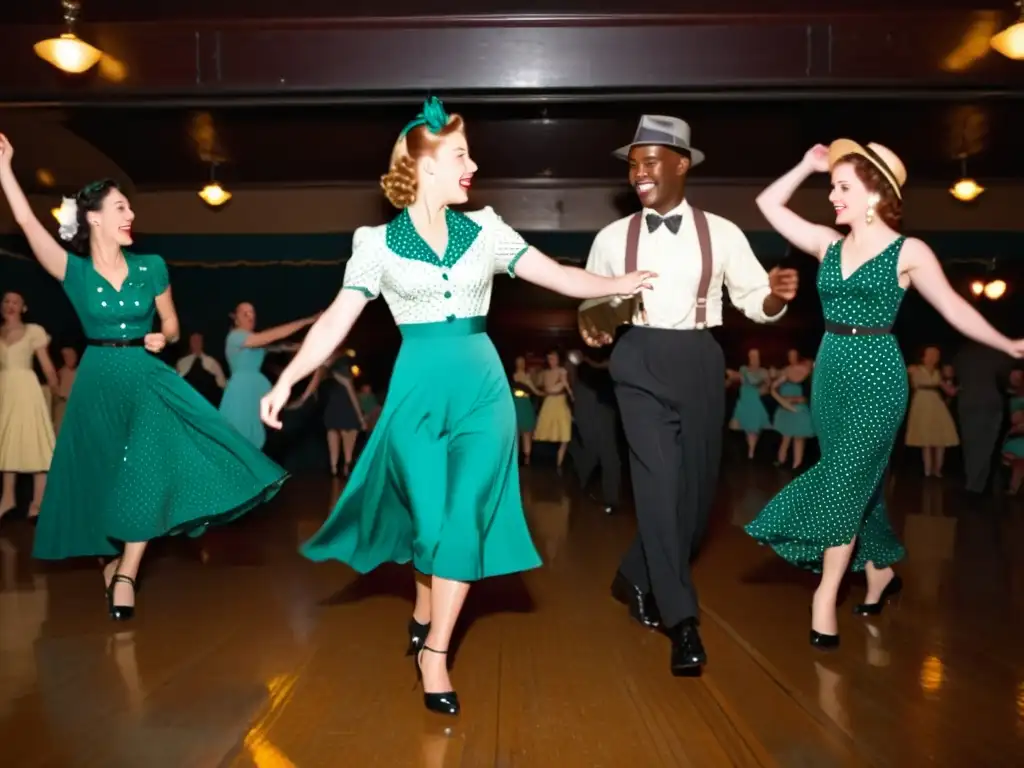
[579,115,798,675]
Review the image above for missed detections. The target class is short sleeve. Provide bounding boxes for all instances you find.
[148,254,170,295]
[60,251,85,299]
[342,227,381,300]
[225,329,248,359]
[484,207,530,278]
[27,323,51,350]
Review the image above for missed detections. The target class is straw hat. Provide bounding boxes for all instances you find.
[828,139,907,199]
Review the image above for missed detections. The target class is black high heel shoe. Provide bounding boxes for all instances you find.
[406,618,430,656]
[810,629,840,649]
[853,574,903,616]
[107,573,137,621]
[415,645,460,716]
[808,604,839,649]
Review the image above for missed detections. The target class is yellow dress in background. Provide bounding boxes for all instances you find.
[904,366,959,447]
[0,323,55,472]
[533,366,572,443]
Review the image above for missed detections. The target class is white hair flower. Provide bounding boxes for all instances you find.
[55,197,79,242]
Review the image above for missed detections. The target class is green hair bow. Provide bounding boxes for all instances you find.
[399,96,449,139]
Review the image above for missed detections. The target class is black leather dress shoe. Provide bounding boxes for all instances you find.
[669,619,707,676]
[610,572,661,628]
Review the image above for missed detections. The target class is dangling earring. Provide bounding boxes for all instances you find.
[865,193,880,225]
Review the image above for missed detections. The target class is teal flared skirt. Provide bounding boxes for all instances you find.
[301,316,542,581]
[34,346,287,560]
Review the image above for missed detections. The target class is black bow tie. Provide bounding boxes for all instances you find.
[646,213,683,234]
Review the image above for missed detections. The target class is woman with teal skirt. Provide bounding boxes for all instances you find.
[219,302,317,449]
[260,97,654,715]
[727,349,772,459]
[0,133,287,621]
[745,140,1022,648]
[511,355,542,464]
[771,349,816,469]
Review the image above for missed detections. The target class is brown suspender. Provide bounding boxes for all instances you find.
[625,207,714,329]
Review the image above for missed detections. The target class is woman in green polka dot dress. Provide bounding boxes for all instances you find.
[744,140,1024,648]
[0,134,287,622]
[260,97,654,716]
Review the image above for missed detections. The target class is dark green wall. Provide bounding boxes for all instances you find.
[2,229,1021,358]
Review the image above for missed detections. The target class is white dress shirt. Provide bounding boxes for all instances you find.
[582,200,784,330]
[175,353,227,387]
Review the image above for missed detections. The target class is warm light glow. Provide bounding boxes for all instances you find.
[51,207,61,222]
[970,281,985,296]
[983,279,1007,299]
[198,183,232,207]
[950,178,985,202]
[343,348,357,358]
[33,33,102,74]
[919,655,944,694]
[36,169,56,187]
[991,20,1024,59]
[349,365,361,378]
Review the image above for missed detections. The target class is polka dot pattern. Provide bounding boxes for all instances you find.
[341,206,529,325]
[744,238,908,573]
[33,252,287,560]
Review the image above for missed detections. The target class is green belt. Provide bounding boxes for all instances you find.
[398,315,487,339]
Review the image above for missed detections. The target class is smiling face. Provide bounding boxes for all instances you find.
[86,187,135,247]
[627,145,690,214]
[419,129,478,207]
[828,161,872,227]
[1,291,25,323]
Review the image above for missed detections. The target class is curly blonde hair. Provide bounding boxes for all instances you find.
[380,114,465,209]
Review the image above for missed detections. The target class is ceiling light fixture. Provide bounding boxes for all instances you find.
[198,163,232,207]
[949,155,985,203]
[33,1,102,75]
[991,1,1024,59]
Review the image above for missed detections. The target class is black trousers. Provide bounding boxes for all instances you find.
[610,327,725,628]
[569,388,621,506]
[958,404,1004,493]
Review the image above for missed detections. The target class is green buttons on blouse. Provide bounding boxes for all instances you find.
[446,314,455,322]
[444,291,452,299]
[442,273,449,281]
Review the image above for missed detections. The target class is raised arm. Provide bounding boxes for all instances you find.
[902,238,1023,358]
[242,316,317,348]
[756,144,841,262]
[262,289,370,428]
[0,134,68,281]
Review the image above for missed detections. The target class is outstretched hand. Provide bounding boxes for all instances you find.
[1007,339,1024,359]
[260,384,293,430]
[615,270,657,296]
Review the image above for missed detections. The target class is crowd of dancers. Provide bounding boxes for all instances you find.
[0,96,1021,717]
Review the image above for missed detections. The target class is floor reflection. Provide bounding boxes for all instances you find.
[0,456,1020,766]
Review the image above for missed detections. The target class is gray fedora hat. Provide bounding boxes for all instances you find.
[613,115,705,167]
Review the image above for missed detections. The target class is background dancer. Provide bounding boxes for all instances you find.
[260,97,655,716]
[744,141,1023,648]
[0,290,57,524]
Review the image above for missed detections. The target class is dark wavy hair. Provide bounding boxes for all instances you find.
[834,154,903,230]
[67,179,121,255]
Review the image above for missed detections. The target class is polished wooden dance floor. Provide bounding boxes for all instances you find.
[1,454,1022,767]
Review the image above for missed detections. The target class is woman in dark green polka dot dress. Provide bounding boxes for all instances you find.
[259,98,653,715]
[744,140,1024,648]
[0,134,287,622]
